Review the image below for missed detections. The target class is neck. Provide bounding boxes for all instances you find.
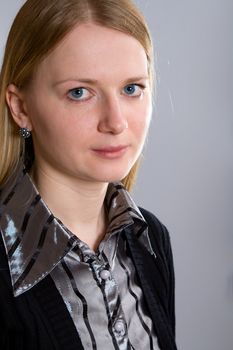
[31,163,109,251]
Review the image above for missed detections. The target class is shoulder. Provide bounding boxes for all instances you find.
[139,207,168,233]
[139,207,172,256]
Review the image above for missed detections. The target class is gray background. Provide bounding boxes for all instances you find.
[1,1,233,349]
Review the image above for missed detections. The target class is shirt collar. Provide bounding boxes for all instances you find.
[0,161,154,297]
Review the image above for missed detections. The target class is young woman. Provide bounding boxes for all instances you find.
[0,0,177,349]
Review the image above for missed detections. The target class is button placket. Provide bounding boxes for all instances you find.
[87,253,129,348]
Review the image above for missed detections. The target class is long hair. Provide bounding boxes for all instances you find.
[0,0,154,191]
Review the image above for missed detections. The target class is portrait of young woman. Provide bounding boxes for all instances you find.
[0,0,177,349]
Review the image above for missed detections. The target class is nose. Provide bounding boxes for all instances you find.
[97,95,128,134]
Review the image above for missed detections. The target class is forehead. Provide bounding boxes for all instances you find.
[36,22,148,82]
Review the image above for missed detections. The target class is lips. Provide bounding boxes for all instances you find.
[91,145,129,159]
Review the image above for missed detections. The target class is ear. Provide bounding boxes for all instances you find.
[6,84,32,131]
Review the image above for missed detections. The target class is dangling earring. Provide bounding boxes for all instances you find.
[19,127,31,139]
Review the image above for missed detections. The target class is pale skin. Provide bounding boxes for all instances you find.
[6,22,152,250]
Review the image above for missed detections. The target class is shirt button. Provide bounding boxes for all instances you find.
[114,320,126,334]
[100,269,111,280]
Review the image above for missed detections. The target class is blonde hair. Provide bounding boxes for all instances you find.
[0,0,154,191]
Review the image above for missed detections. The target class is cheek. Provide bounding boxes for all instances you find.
[26,92,57,131]
[130,100,152,138]
[30,108,96,149]
[27,97,80,138]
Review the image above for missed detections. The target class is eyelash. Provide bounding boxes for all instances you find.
[67,83,146,102]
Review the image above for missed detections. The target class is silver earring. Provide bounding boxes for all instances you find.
[19,127,31,139]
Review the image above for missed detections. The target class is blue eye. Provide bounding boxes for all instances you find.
[68,87,90,101]
[124,84,136,95]
[123,84,144,97]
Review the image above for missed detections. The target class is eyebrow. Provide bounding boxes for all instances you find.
[124,76,149,84]
[53,76,149,86]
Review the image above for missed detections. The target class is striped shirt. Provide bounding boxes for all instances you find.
[0,162,160,349]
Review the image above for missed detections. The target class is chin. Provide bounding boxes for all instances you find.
[92,154,140,183]
[96,174,127,184]
[90,167,132,184]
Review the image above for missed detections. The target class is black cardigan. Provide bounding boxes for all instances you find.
[0,208,177,350]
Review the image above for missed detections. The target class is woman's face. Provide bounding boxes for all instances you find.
[22,22,152,184]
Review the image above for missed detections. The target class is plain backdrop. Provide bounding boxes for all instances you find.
[1,1,233,349]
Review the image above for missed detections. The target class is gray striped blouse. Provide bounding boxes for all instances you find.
[0,162,160,349]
